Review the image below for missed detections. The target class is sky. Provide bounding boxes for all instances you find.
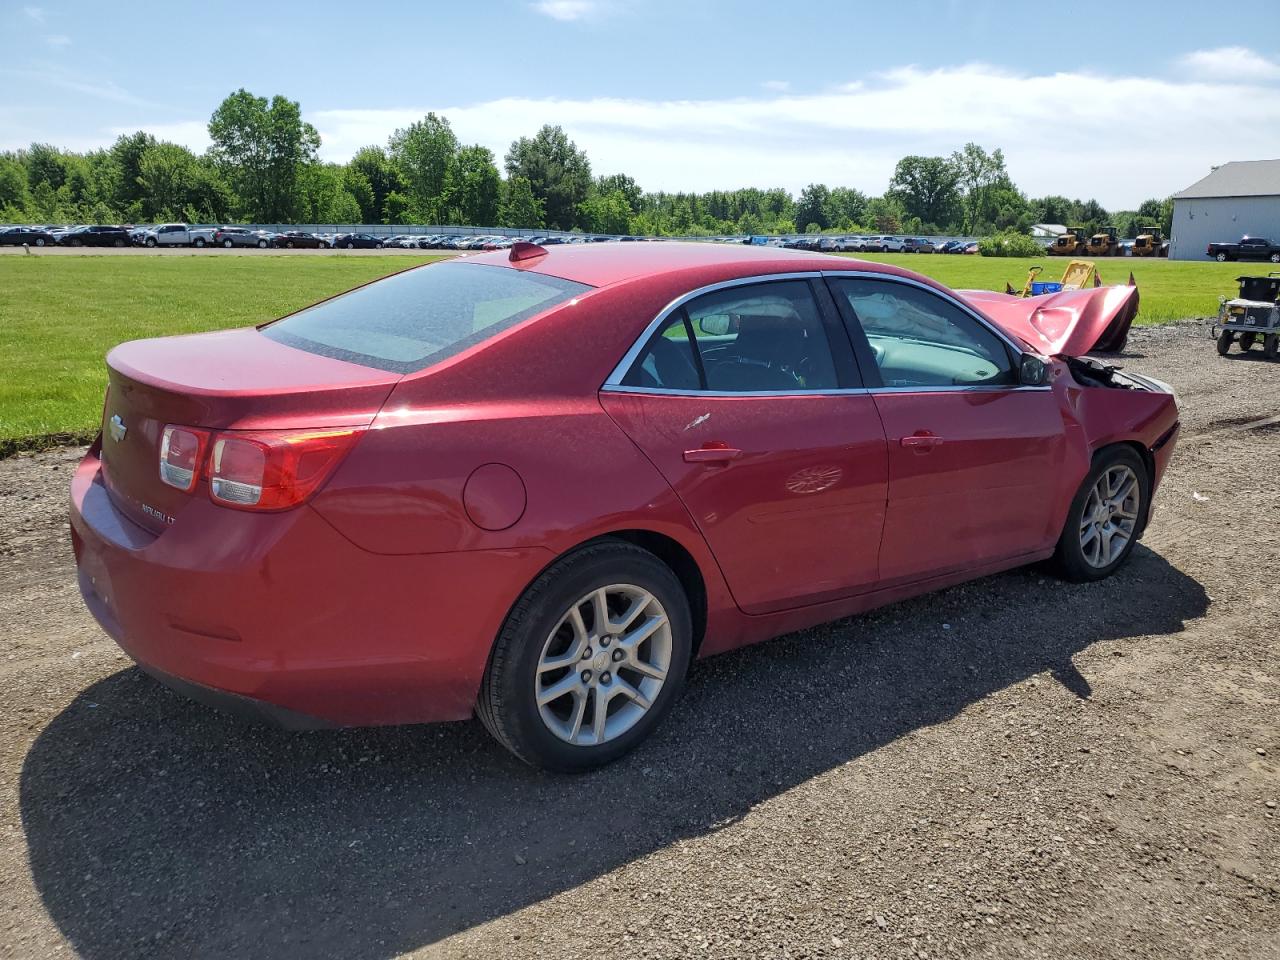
[3,0,1279,209]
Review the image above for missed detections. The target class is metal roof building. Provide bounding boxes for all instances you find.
[1169,159,1280,260]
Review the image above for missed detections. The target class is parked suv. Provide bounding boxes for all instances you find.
[59,225,132,247]
[332,233,386,249]
[213,227,269,248]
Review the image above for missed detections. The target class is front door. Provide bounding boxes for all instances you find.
[600,278,888,614]
[827,275,1066,586]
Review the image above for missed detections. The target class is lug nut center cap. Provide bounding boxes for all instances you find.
[592,652,610,672]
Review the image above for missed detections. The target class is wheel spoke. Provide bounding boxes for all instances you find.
[619,613,667,650]
[614,677,652,710]
[566,689,588,741]
[537,672,581,707]
[590,689,609,742]
[1080,524,1099,547]
[590,588,610,635]
[615,590,654,632]
[627,657,667,682]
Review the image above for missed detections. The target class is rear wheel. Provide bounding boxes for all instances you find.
[1217,330,1235,355]
[345,241,354,249]
[223,239,233,248]
[477,540,692,772]
[1215,252,1228,262]
[1053,447,1147,582]
[1240,332,1257,351]
[34,238,45,247]
[193,238,205,247]
[1265,334,1279,359]
[285,240,295,248]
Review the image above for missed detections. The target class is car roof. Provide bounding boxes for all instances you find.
[461,240,912,288]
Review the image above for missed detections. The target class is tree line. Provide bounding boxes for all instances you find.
[0,88,1175,239]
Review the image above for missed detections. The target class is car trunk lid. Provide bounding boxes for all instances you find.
[100,327,400,534]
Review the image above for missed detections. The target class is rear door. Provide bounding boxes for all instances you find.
[826,275,1066,586]
[600,277,888,614]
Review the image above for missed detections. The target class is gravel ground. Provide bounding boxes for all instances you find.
[0,320,1277,959]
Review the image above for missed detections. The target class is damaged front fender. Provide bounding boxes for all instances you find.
[957,284,1140,356]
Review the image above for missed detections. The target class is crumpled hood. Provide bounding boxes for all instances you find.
[956,284,1140,356]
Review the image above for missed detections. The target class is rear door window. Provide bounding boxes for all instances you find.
[262,261,591,373]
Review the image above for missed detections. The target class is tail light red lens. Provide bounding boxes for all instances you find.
[208,428,365,511]
[157,424,364,511]
[159,425,210,492]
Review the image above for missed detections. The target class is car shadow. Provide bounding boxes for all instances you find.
[21,546,1207,959]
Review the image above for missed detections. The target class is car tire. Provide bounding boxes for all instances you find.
[1217,330,1235,355]
[194,238,205,247]
[1052,446,1148,583]
[223,239,233,248]
[286,241,294,248]
[375,242,383,249]
[1215,252,1228,262]
[145,237,156,247]
[345,242,354,249]
[1240,332,1257,351]
[476,539,692,772]
[1265,334,1279,359]
[257,239,267,248]
[1271,253,1280,264]
[35,238,45,247]
[319,241,329,249]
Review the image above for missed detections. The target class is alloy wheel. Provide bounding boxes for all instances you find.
[1079,464,1139,568]
[534,584,672,746]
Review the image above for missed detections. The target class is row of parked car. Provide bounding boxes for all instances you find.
[0,222,983,254]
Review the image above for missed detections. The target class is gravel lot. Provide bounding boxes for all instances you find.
[1,321,1277,959]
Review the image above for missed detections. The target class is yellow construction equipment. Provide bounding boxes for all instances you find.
[1048,226,1088,256]
[1010,259,1101,298]
[1131,228,1166,257]
[1085,226,1123,257]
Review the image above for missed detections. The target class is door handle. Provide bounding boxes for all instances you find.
[684,443,742,464]
[900,433,944,450]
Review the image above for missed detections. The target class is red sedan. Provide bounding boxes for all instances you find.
[70,242,1178,770]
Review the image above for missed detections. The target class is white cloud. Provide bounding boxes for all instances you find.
[1179,46,1280,81]
[531,0,599,21]
[310,61,1280,207]
[761,80,790,92]
[45,34,71,47]
[23,5,46,23]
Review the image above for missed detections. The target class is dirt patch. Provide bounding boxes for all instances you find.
[0,322,1276,959]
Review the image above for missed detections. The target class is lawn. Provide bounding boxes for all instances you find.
[840,253,1237,325]
[0,255,442,451]
[0,250,1240,452]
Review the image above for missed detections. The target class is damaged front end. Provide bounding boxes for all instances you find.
[958,284,1140,357]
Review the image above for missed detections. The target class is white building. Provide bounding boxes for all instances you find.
[1169,159,1280,260]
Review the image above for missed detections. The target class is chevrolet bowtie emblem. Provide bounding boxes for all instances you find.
[108,414,127,442]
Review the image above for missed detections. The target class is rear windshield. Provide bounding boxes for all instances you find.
[262,262,591,373]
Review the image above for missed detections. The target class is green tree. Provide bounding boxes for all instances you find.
[136,142,214,220]
[349,145,404,223]
[950,143,1007,233]
[579,189,632,234]
[25,144,68,191]
[0,157,30,210]
[499,175,545,229]
[108,131,157,210]
[208,89,320,221]
[887,156,961,229]
[443,145,501,225]
[595,173,642,211]
[504,125,592,231]
[388,113,459,222]
[382,190,410,224]
[794,183,831,231]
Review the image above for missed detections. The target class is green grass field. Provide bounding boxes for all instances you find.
[841,253,1235,324]
[0,251,1237,451]
[0,255,441,450]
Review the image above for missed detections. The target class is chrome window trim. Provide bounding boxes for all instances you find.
[601,272,827,388]
[599,268,1047,396]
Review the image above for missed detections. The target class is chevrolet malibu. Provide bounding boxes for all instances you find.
[70,242,1179,771]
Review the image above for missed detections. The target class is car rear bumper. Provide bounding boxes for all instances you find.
[70,446,552,727]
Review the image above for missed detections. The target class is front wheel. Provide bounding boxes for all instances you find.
[223,239,233,248]
[1271,253,1280,263]
[476,540,692,772]
[345,242,354,249]
[1053,447,1147,582]
[145,237,157,247]
[1217,330,1235,355]
[1240,332,1257,351]
[1265,334,1279,359]
[375,242,383,249]
[35,238,45,247]
[285,241,294,248]
[257,239,267,248]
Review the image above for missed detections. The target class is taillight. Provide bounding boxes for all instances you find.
[208,428,365,511]
[159,425,210,492]
[158,424,364,510]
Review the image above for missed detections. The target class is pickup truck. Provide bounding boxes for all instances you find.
[142,223,217,247]
[1206,236,1280,263]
